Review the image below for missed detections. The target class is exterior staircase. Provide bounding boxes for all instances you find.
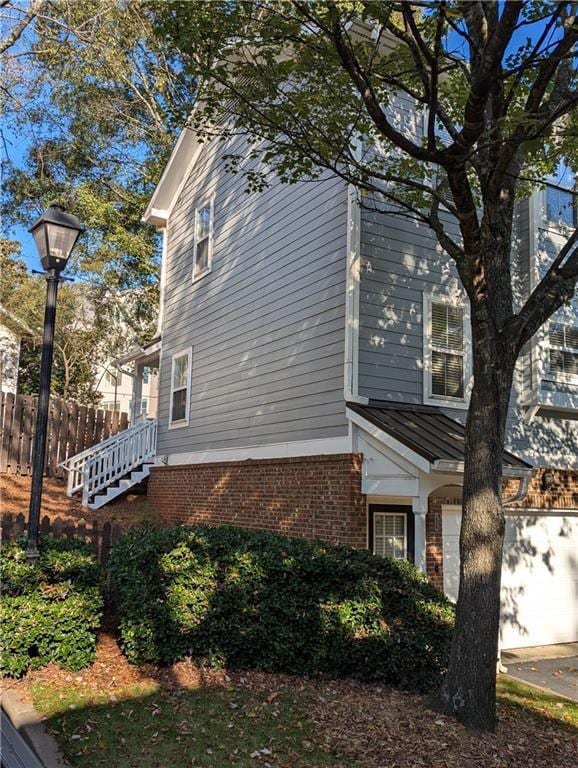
[61,418,157,510]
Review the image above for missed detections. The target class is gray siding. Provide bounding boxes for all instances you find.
[157,135,349,456]
[358,196,578,469]
[358,204,463,404]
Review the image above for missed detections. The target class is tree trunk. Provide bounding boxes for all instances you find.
[437,344,516,732]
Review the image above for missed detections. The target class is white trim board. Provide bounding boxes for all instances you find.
[344,180,368,405]
[346,407,431,473]
[160,434,354,467]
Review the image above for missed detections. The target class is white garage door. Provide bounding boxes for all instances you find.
[443,509,578,650]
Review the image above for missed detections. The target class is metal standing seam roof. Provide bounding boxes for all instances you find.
[347,400,532,470]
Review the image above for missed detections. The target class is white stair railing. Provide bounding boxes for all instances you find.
[61,430,130,497]
[81,419,157,507]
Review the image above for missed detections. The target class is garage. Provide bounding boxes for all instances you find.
[443,507,578,650]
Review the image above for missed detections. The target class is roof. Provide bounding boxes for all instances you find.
[347,400,533,474]
[142,124,201,227]
[114,337,161,368]
[0,305,34,337]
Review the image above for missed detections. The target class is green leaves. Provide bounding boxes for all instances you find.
[110,523,454,692]
[0,537,103,677]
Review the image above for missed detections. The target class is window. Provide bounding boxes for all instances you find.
[373,512,406,560]
[192,199,213,280]
[104,369,122,387]
[169,348,192,426]
[429,300,466,400]
[142,367,149,385]
[549,323,578,379]
[546,185,576,227]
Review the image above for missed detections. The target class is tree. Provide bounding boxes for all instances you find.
[0,244,140,405]
[151,1,578,731]
[0,1,194,402]
[1,0,193,300]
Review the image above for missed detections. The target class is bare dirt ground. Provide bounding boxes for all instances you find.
[0,473,150,527]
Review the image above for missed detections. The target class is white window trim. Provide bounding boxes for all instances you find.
[546,323,578,385]
[423,290,472,409]
[168,346,192,429]
[372,511,407,560]
[191,196,214,283]
[525,192,578,410]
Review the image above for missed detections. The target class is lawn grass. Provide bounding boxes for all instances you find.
[497,675,578,729]
[32,679,356,768]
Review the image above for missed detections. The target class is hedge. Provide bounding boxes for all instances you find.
[110,524,454,691]
[0,538,103,677]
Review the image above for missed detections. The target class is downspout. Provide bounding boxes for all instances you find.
[502,474,532,506]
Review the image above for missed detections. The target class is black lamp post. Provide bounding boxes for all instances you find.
[26,205,84,562]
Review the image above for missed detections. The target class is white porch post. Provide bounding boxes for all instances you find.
[132,362,143,423]
[412,496,428,573]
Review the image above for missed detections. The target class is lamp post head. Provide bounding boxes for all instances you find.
[29,204,85,273]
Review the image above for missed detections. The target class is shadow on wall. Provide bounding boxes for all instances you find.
[500,515,578,646]
[432,483,577,647]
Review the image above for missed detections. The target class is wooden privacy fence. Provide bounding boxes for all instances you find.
[1,512,124,567]
[0,393,128,477]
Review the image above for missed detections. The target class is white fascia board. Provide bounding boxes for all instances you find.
[161,434,354,467]
[142,124,201,225]
[346,407,431,473]
[343,153,368,405]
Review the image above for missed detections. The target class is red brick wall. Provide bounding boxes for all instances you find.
[147,453,367,548]
[426,501,444,591]
[503,468,578,510]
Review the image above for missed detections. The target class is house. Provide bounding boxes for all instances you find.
[66,96,578,652]
[0,305,33,395]
[95,360,159,420]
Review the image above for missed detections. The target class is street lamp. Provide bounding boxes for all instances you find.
[26,205,84,561]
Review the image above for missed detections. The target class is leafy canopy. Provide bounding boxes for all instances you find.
[151,0,578,349]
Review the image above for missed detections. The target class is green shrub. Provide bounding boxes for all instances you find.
[110,524,454,692]
[0,537,103,677]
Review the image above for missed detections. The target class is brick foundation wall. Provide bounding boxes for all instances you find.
[503,468,578,510]
[147,453,367,549]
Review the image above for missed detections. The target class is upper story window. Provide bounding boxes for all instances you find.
[104,369,122,387]
[545,161,576,228]
[423,293,470,407]
[546,185,576,227]
[169,347,192,427]
[192,198,214,282]
[549,323,578,380]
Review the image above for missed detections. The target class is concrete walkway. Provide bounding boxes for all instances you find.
[502,643,578,702]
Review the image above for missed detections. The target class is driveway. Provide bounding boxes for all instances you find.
[502,643,578,702]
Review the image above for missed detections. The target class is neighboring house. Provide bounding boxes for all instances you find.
[73,91,578,653]
[0,305,33,395]
[95,361,159,419]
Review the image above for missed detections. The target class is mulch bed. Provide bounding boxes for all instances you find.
[2,625,576,768]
